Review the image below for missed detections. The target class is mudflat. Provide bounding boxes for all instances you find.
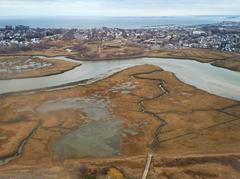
[0,56,79,79]
[0,64,239,178]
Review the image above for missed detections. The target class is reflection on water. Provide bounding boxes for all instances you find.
[37,97,122,158]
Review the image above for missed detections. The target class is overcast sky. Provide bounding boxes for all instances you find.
[0,0,240,17]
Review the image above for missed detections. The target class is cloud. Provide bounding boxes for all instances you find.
[0,0,240,16]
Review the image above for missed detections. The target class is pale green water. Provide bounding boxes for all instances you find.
[0,57,239,101]
[37,97,122,158]
[53,120,121,158]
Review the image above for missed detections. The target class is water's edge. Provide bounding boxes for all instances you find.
[0,56,239,101]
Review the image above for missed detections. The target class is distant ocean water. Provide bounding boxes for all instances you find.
[0,16,239,29]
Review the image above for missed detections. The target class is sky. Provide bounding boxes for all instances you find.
[0,0,240,17]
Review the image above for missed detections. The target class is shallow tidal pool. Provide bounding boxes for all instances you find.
[37,97,122,158]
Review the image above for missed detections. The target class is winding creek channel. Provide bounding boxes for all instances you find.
[0,56,240,165]
[0,56,239,100]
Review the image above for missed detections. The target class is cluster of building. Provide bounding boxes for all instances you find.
[0,21,240,53]
[74,22,240,52]
[0,25,64,52]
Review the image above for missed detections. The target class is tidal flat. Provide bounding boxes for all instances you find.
[0,56,79,80]
[0,64,239,178]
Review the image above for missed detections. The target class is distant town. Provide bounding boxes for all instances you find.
[0,21,240,53]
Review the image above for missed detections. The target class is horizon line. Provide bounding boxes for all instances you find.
[0,15,240,18]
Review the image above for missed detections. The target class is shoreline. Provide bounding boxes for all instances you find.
[0,55,81,80]
[1,48,239,72]
[0,64,239,178]
[0,59,239,102]
[0,64,81,80]
[0,54,237,82]
[0,65,239,166]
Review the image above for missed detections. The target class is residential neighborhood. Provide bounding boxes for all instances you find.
[0,21,240,53]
